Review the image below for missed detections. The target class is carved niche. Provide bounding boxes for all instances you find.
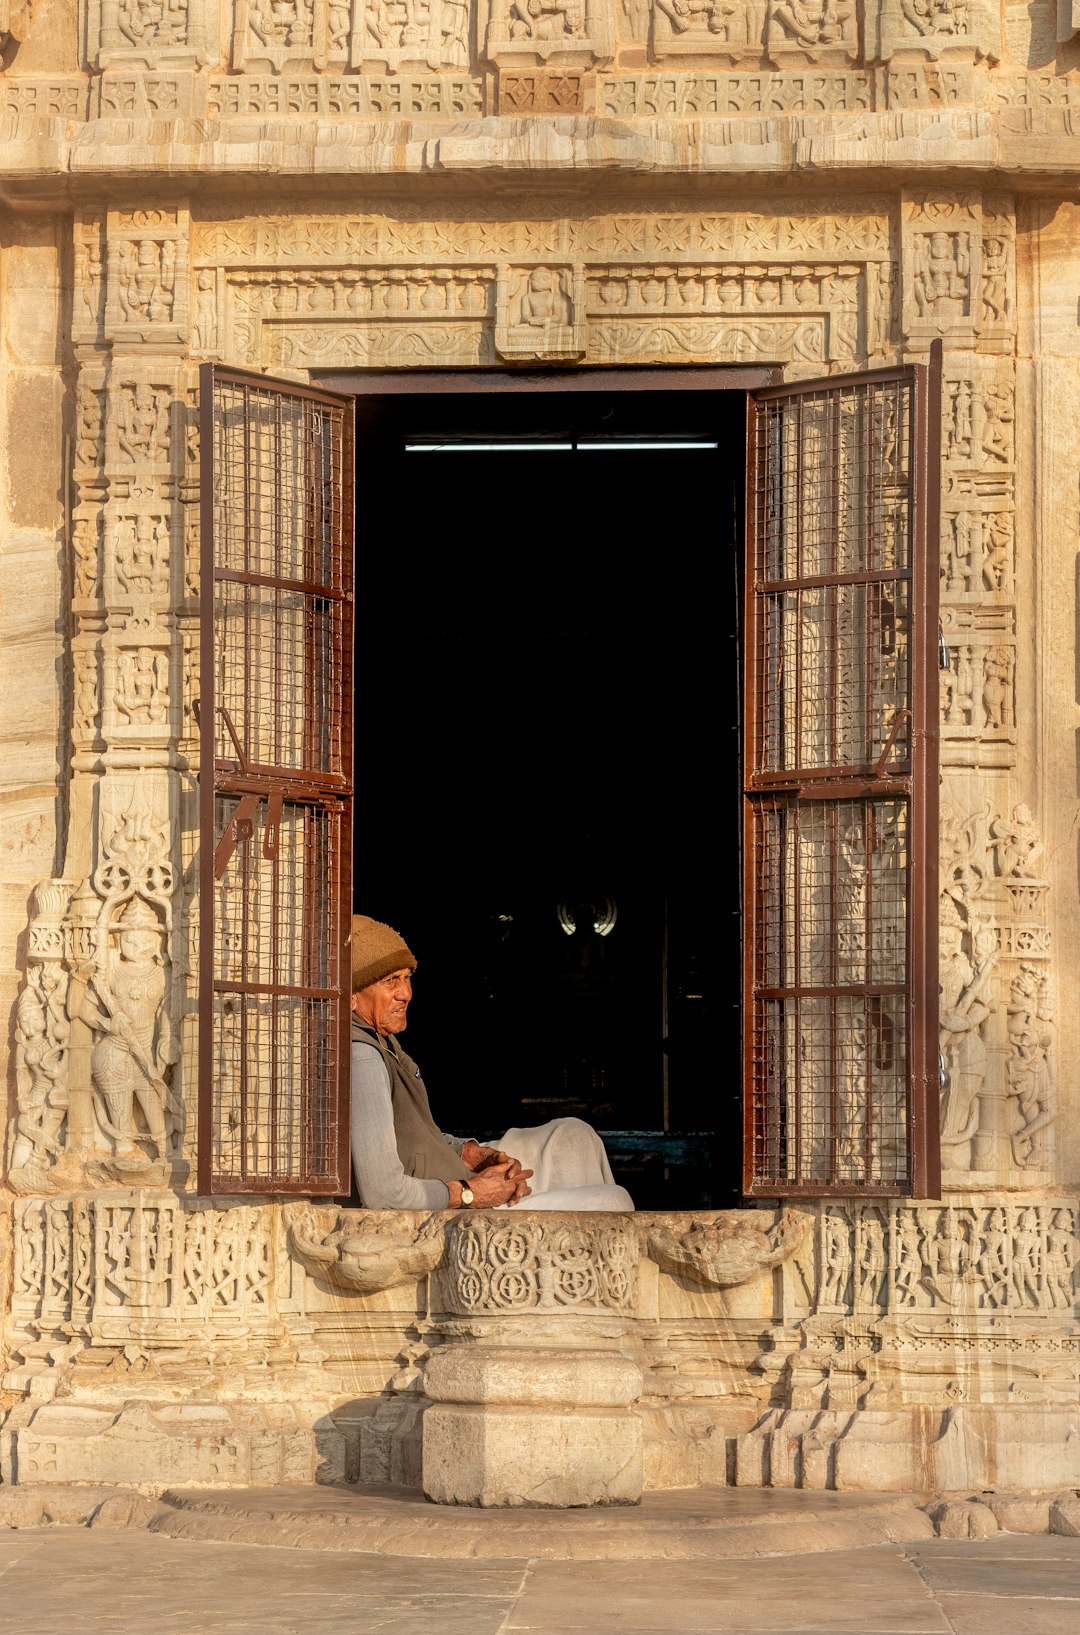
[495,264,585,362]
[104,209,191,350]
[901,193,1015,350]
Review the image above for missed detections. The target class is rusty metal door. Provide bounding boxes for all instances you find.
[198,365,354,1195]
[743,350,942,1199]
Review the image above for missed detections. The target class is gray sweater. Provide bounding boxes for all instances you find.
[350,1025,469,1209]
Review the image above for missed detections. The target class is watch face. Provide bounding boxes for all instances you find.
[461,1187,474,1206]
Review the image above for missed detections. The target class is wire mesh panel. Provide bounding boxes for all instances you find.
[744,361,940,1199]
[199,366,354,1195]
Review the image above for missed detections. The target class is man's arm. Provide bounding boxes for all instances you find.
[351,1041,451,1210]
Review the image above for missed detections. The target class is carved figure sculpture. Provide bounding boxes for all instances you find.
[85,898,175,1159]
[981,646,1012,732]
[981,235,1008,324]
[118,382,168,466]
[119,240,175,324]
[1007,964,1053,1168]
[770,0,849,47]
[900,0,967,35]
[913,231,968,321]
[116,515,167,597]
[515,267,571,328]
[991,804,1042,879]
[938,897,993,1150]
[981,385,1013,462]
[73,518,99,601]
[655,0,736,36]
[509,0,584,40]
[369,0,423,49]
[118,0,188,46]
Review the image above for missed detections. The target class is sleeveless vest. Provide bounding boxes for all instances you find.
[352,1018,470,1186]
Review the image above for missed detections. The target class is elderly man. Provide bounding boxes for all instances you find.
[350,914,633,1211]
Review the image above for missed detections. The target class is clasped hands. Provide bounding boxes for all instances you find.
[459,1139,533,1207]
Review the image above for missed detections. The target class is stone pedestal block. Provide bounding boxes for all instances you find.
[422,1345,643,1508]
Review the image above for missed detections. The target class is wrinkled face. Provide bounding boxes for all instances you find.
[353,968,413,1036]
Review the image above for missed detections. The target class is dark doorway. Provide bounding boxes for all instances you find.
[353,387,745,1208]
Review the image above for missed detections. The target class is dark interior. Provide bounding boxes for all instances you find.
[353,386,746,1208]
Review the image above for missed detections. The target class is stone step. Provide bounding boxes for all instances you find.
[135,1483,940,1559]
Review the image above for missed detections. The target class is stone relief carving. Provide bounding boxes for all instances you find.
[902,193,1014,349]
[8,1194,295,1349]
[287,1207,446,1293]
[118,239,176,323]
[207,74,484,115]
[646,1209,812,1287]
[72,515,102,604]
[816,1202,1077,1315]
[105,211,190,345]
[651,0,763,58]
[191,201,890,371]
[114,382,172,469]
[287,1207,810,1302]
[938,797,1055,1179]
[7,796,183,1192]
[357,0,471,69]
[112,514,171,601]
[938,351,1018,770]
[765,0,858,62]
[8,885,71,1197]
[486,0,611,65]
[0,0,29,59]
[877,0,1001,62]
[600,70,874,113]
[191,203,891,265]
[89,0,207,66]
[495,265,585,361]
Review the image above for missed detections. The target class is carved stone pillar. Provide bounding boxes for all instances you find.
[423,1342,643,1507]
[423,1212,644,1507]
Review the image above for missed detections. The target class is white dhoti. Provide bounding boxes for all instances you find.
[494,1117,634,1212]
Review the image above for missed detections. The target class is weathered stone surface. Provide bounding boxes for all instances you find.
[927,1499,999,1539]
[423,1346,644,1507]
[1049,1493,1080,1538]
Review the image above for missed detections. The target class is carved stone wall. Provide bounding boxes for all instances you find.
[0,0,1076,114]
[0,0,1078,1507]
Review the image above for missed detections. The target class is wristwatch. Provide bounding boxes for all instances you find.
[459,1185,475,1208]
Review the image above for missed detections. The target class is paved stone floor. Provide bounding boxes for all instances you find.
[0,1526,1079,1634]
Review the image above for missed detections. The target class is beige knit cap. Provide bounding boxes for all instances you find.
[350,914,416,993]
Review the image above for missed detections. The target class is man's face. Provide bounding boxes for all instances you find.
[352,968,413,1036]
